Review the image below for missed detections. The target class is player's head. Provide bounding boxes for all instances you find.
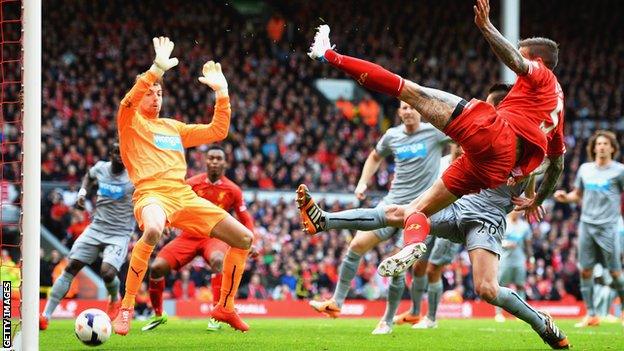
[518,37,559,70]
[137,75,163,118]
[587,130,619,162]
[206,144,227,180]
[109,142,124,172]
[397,101,421,127]
[486,83,513,107]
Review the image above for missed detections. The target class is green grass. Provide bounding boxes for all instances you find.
[40,317,624,350]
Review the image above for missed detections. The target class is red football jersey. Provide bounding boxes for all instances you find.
[497,58,565,177]
[185,173,255,232]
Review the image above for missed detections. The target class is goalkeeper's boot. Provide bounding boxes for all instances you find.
[309,299,341,318]
[377,242,427,277]
[308,25,335,62]
[106,295,122,320]
[112,307,133,336]
[206,318,222,332]
[574,315,600,328]
[211,305,249,332]
[393,310,421,325]
[296,184,325,235]
[141,311,168,332]
[537,311,570,350]
[39,314,49,331]
[371,320,393,335]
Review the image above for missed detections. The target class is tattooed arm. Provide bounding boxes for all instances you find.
[535,155,565,205]
[474,0,529,75]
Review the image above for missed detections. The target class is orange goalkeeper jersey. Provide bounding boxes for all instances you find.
[117,70,231,188]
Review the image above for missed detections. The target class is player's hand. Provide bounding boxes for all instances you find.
[553,190,568,203]
[354,183,367,200]
[248,245,260,258]
[512,196,545,222]
[151,36,179,74]
[198,61,228,95]
[474,0,491,29]
[75,195,86,210]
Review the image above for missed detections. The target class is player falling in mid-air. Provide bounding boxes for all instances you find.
[305,100,449,334]
[494,209,532,323]
[113,37,253,335]
[143,145,256,332]
[554,130,624,327]
[394,84,513,329]
[306,0,565,276]
[297,158,570,348]
[40,143,134,330]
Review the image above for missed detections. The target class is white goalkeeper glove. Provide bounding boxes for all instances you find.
[150,36,179,77]
[198,61,228,98]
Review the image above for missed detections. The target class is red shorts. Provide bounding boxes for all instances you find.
[158,232,230,271]
[441,99,517,196]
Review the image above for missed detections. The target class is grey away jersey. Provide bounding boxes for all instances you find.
[574,161,624,225]
[375,123,447,204]
[501,219,531,264]
[89,161,135,236]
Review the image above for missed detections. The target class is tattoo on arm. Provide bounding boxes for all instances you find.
[535,155,564,205]
[480,23,529,75]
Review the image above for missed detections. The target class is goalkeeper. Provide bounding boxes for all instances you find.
[113,37,253,335]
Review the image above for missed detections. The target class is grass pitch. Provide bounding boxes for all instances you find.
[40,317,624,350]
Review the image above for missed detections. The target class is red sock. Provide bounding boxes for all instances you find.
[149,277,165,317]
[324,50,405,97]
[403,212,430,245]
[211,273,222,307]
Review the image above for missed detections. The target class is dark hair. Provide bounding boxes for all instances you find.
[487,83,513,107]
[518,37,559,70]
[586,130,620,161]
[207,144,225,153]
[134,73,164,88]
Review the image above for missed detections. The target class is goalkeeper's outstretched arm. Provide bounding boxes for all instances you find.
[178,61,231,147]
[117,37,179,130]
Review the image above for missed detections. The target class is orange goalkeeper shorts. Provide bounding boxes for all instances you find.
[133,180,228,237]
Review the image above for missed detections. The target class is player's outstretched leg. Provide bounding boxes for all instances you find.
[471,249,569,349]
[296,184,388,235]
[40,259,85,330]
[309,25,463,131]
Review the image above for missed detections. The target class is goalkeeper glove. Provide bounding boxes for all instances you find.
[198,61,228,97]
[150,36,179,76]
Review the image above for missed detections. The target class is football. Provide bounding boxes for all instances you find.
[74,308,112,346]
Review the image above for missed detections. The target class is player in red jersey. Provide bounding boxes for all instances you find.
[142,145,256,332]
[304,0,566,279]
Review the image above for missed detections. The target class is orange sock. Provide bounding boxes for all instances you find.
[219,247,248,311]
[121,239,154,309]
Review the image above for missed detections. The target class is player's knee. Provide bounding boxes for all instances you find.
[142,224,163,245]
[100,267,117,283]
[349,238,369,255]
[65,259,84,276]
[150,259,169,279]
[426,263,441,281]
[209,253,224,273]
[475,281,499,302]
[233,230,252,250]
[412,259,427,276]
[580,268,593,280]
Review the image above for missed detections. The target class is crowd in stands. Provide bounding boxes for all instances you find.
[28,0,624,306]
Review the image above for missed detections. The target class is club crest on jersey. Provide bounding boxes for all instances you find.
[396,142,427,161]
[97,182,125,200]
[154,134,183,152]
[406,223,421,231]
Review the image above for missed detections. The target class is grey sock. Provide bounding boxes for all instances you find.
[325,207,386,231]
[410,275,427,315]
[610,273,624,314]
[105,276,120,301]
[43,271,74,318]
[490,287,546,333]
[333,250,362,306]
[383,274,405,324]
[580,277,596,316]
[427,280,443,321]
